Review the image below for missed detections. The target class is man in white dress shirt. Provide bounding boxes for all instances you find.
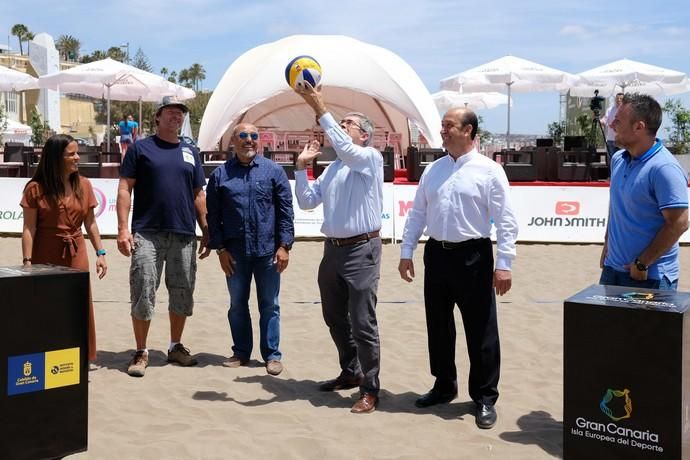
[398,107,518,429]
[294,83,383,414]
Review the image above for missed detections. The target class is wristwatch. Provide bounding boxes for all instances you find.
[216,247,226,255]
[634,258,648,272]
[279,242,293,251]
[96,249,106,256]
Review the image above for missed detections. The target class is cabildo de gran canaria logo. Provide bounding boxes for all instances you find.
[600,388,632,421]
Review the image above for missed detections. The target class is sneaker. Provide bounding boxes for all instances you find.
[266,360,283,376]
[222,355,249,368]
[127,350,148,377]
[167,343,198,366]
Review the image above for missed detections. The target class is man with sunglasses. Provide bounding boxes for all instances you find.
[206,123,294,376]
[294,84,383,414]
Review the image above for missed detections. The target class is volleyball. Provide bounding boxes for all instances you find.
[285,55,322,90]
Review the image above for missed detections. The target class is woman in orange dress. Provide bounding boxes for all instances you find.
[20,134,108,362]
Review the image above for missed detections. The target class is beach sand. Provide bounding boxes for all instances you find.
[1,238,688,459]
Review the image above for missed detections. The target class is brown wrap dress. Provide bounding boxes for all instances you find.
[20,176,98,361]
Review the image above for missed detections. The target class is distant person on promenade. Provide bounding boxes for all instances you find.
[398,107,518,429]
[600,93,688,290]
[294,83,383,414]
[118,114,137,156]
[206,122,294,376]
[128,115,139,141]
[601,92,624,159]
[20,134,108,362]
[117,96,210,377]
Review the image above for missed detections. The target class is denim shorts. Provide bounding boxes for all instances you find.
[129,231,197,320]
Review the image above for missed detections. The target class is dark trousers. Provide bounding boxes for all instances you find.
[318,238,382,394]
[423,238,500,405]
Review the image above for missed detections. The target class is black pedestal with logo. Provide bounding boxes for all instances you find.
[0,265,89,460]
[564,284,690,459]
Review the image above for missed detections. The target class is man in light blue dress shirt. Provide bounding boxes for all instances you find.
[294,83,383,414]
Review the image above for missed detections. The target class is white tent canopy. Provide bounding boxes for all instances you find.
[431,91,511,112]
[0,65,39,91]
[440,55,578,147]
[2,118,33,145]
[198,35,442,151]
[569,58,690,97]
[39,58,195,144]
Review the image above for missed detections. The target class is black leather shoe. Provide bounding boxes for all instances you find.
[414,388,458,408]
[476,404,497,429]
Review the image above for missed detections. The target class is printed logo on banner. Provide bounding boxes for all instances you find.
[93,187,107,218]
[44,347,80,389]
[600,388,632,421]
[7,352,45,395]
[555,201,580,215]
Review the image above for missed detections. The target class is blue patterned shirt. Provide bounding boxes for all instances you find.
[206,155,294,257]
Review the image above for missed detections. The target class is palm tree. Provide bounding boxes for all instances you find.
[56,35,81,61]
[106,47,127,62]
[178,69,192,89]
[160,67,169,79]
[10,24,31,55]
[168,71,177,84]
[188,63,206,91]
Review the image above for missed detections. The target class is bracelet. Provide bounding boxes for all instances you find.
[96,249,106,256]
[22,257,32,263]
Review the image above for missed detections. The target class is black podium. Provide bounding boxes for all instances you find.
[564,284,690,459]
[0,265,89,460]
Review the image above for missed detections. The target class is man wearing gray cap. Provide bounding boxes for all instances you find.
[116,96,211,377]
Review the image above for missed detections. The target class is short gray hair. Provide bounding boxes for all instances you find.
[345,111,374,146]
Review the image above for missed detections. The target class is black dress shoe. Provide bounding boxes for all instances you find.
[476,404,497,429]
[414,388,458,408]
[318,374,363,392]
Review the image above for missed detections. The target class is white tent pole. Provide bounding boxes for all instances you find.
[506,82,512,149]
[106,85,111,149]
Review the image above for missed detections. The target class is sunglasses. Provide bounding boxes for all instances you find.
[238,132,259,140]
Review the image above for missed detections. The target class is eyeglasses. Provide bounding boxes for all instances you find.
[340,119,363,131]
[238,132,259,140]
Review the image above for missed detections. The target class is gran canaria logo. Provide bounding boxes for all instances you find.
[622,292,655,301]
[600,388,632,421]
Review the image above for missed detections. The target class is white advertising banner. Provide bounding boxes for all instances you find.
[0,178,687,243]
[393,184,690,244]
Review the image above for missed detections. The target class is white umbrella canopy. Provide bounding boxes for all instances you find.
[569,58,690,97]
[199,34,442,151]
[440,55,578,147]
[2,118,33,145]
[39,58,195,145]
[0,65,39,91]
[431,91,511,112]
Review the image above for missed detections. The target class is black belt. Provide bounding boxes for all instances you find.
[429,237,488,250]
[327,230,380,247]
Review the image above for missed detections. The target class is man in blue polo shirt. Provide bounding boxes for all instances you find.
[600,93,689,290]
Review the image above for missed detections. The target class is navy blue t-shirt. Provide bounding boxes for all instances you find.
[120,136,205,236]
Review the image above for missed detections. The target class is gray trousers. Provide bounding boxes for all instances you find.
[318,238,382,394]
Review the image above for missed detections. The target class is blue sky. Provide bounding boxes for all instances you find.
[2,0,689,135]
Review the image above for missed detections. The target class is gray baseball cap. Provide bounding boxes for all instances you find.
[156,95,189,115]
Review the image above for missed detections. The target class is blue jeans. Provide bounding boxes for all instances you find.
[599,266,678,291]
[226,252,281,362]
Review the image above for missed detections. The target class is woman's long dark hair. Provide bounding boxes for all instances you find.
[29,134,83,202]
